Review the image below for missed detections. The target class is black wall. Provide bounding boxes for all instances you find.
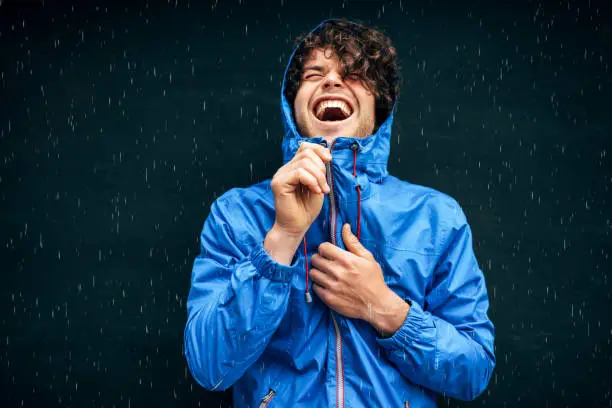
[1,0,610,406]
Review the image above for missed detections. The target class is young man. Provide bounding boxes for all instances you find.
[184,19,495,407]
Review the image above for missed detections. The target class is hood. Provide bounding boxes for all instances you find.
[279,19,396,184]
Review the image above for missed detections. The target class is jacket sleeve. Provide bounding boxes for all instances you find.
[377,199,496,401]
[184,194,300,391]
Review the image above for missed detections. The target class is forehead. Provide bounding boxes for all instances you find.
[303,48,341,68]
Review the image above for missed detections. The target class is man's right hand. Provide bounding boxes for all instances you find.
[271,141,332,237]
[264,142,332,265]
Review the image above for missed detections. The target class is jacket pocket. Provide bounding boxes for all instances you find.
[258,389,276,408]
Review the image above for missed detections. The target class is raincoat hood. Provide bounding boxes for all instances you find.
[280,19,395,184]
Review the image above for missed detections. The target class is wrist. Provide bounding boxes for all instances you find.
[264,224,304,266]
[368,288,411,337]
[271,222,306,241]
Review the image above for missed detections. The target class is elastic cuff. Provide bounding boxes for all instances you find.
[250,241,300,283]
[376,299,429,351]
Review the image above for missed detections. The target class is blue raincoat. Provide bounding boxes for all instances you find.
[184,19,495,408]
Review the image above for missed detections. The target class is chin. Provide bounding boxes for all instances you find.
[309,113,357,139]
[318,127,354,138]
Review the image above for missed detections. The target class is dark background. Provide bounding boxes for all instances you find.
[1,0,610,406]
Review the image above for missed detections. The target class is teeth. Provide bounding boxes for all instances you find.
[315,100,352,120]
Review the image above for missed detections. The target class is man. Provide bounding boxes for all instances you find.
[184,19,495,407]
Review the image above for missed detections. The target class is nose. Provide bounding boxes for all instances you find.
[323,72,345,89]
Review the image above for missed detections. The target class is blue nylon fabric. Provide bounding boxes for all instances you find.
[184,19,495,407]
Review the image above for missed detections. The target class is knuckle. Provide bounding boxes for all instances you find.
[306,147,322,161]
[336,266,347,278]
[297,169,310,181]
[347,264,358,276]
[329,280,339,291]
[333,279,344,290]
[294,152,306,162]
[304,157,317,170]
[300,158,312,169]
[345,258,356,269]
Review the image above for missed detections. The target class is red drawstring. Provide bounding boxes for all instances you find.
[304,142,360,303]
[304,236,312,302]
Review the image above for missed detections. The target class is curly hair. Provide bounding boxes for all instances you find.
[284,19,400,130]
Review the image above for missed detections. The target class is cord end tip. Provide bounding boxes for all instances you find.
[304,292,313,303]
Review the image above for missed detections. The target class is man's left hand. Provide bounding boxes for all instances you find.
[310,223,410,335]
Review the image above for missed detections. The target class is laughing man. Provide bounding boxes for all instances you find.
[185,19,496,408]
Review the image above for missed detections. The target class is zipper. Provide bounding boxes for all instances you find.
[331,312,344,408]
[323,139,339,246]
[325,160,338,245]
[258,389,276,408]
[322,139,344,408]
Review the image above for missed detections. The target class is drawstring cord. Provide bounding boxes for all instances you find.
[304,238,312,302]
[304,141,361,303]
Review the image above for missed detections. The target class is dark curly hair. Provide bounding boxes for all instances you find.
[284,19,400,130]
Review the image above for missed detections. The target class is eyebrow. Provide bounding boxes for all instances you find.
[303,65,325,72]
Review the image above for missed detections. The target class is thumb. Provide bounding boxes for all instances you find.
[341,223,372,259]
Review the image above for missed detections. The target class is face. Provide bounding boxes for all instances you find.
[293,48,376,142]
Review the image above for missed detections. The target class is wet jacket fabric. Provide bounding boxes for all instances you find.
[184,19,495,408]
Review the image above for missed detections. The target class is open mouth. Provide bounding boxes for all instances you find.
[313,99,353,122]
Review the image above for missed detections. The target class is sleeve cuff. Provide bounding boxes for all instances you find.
[376,299,429,351]
[250,241,301,283]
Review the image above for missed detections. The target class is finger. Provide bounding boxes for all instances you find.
[297,141,332,163]
[309,267,337,290]
[278,164,321,194]
[311,253,339,279]
[312,282,332,305]
[301,148,326,176]
[317,242,347,264]
[294,167,323,194]
[290,158,328,194]
[341,223,373,259]
[300,157,328,192]
[301,154,330,194]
